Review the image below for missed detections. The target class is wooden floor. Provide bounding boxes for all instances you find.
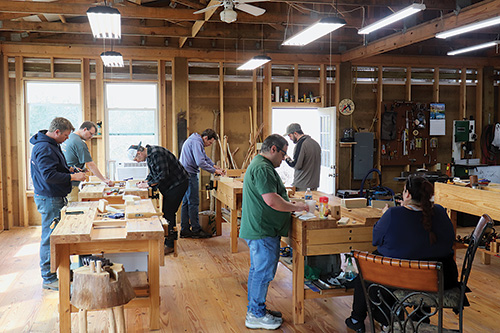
[0,224,499,332]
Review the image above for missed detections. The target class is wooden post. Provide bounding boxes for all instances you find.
[95,60,106,175]
[405,66,411,101]
[172,57,188,156]
[433,67,440,103]
[338,61,353,190]
[219,62,225,162]
[82,58,91,121]
[319,64,326,107]
[148,239,161,330]
[1,54,11,229]
[475,68,483,157]
[294,63,299,103]
[263,62,272,137]
[460,67,467,119]
[158,60,168,149]
[15,56,28,227]
[334,64,340,193]
[376,65,383,172]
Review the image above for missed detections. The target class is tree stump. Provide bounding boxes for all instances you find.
[71,263,135,332]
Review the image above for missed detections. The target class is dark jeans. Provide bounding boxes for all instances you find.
[181,173,201,233]
[351,276,394,326]
[161,179,189,247]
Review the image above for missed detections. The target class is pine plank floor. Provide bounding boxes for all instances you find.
[0,224,499,332]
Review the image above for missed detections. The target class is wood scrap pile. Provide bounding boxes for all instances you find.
[242,122,263,169]
[218,106,263,170]
[219,135,240,170]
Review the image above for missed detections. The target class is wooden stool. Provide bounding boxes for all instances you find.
[71,262,135,333]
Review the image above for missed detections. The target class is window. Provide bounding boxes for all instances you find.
[26,81,82,188]
[105,83,158,162]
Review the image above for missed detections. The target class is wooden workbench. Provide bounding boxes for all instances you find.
[213,178,243,253]
[434,182,500,264]
[289,210,377,324]
[79,180,149,203]
[50,200,165,332]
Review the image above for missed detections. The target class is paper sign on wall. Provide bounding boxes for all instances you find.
[429,103,446,136]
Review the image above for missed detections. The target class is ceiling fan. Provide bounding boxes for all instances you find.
[193,0,268,24]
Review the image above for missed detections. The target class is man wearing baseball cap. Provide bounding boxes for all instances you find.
[283,123,321,191]
[127,142,188,255]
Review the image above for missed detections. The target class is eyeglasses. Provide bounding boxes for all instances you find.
[276,146,287,155]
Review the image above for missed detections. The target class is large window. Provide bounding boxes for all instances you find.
[26,81,82,188]
[26,81,82,138]
[105,83,158,162]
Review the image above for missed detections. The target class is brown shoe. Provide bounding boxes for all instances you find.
[164,246,175,255]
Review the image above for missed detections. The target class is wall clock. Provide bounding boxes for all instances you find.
[339,98,355,116]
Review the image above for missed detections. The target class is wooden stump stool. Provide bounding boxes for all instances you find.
[71,262,136,333]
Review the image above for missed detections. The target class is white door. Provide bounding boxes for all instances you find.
[317,107,336,194]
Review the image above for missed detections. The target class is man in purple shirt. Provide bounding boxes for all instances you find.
[179,129,224,238]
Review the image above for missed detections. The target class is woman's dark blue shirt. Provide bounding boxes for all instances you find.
[373,204,454,260]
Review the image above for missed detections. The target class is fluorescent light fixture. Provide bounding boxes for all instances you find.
[87,6,121,39]
[237,55,271,70]
[447,41,500,56]
[100,51,124,67]
[436,16,500,39]
[282,17,346,46]
[358,3,426,35]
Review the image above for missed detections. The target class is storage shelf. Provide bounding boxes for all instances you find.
[272,102,322,107]
[92,135,103,139]
[340,142,357,147]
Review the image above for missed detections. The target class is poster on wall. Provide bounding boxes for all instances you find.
[429,103,446,135]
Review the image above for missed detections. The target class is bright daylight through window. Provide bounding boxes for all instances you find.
[26,81,82,188]
[105,83,158,163]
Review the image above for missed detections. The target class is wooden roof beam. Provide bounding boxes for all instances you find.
[0,1,322,25]
[179,0,219,48]
[341,0,500,62]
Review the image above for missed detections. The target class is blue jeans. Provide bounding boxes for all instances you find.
[245,236,281,317]
[181,173,201,233]
[34,194,67,284]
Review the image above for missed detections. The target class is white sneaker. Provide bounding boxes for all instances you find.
[245,312,282,330]
[246,310,283,320]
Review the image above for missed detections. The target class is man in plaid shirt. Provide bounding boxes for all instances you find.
[127,142,189,255]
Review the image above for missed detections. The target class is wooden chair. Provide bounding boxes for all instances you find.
[452,214,493,332]
[352,250,445,332]
[352,213,494,333]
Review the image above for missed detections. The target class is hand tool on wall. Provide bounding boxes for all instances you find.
[402,129,408,156]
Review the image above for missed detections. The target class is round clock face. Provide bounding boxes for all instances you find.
[339,98,355,116]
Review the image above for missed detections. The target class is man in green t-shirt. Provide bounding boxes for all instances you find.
[240,134,308,330]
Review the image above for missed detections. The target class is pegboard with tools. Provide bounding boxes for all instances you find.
[380,101,438,166]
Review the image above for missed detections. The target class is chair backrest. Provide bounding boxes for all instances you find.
[459,214,494,306]
[352,250,442,293]
[352,250,444,332]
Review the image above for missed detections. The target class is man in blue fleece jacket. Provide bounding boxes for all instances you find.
[30,117,86,291]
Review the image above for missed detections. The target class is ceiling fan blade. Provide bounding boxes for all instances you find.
[193,3,222,15]
[235,3,266,16]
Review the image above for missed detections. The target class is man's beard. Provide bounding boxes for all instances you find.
[292,136,298,144]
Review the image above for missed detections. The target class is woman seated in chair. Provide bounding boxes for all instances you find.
[345,175,459,332]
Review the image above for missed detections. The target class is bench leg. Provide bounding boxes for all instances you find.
[113,305,126,333]
[78,309,87,333]
[107,307,117,333]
